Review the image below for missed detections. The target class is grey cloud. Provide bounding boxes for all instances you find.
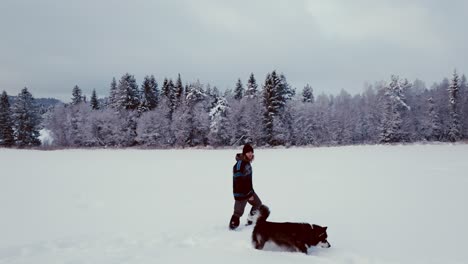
[0,0,467,101]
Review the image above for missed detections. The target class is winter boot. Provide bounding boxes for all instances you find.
[229,215,240,230]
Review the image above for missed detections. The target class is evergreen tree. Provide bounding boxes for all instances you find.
[245,73,258,98]
[234,78,244,100]
[229,99,249,146]
[431,78,451,140]
[115,73,140,111]
[302,84,314,103]
[0,91,15,146]
[174,74,184,109]
[12,87,41,147]
[426,97,442,141]
[168,79,178,112]
[311,93,333,145]
[139,75,159,112]
[460,74,468,138]
[108,77,118,108]
[379,75,409,143]
[90,89,100,110]
[402,79,426,142]
[208,96,230,146]
[161,78,178,118]
[44,104,70,146]
[186,80,206,105]
[447,70,462,141]
[261,71,294,145]
[136,102,172,147]
[399,78,412,141]
[278,73,295,105]
[331,90,355,145]
[174,81,209,147]
[262,72,276,144]
[71,85,83,105]
[161,78,171,98]
[69,103,89,146]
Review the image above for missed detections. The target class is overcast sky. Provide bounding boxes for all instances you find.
[1,0,467,102]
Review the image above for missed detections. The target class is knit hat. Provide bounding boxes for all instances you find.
[242,143,254,155]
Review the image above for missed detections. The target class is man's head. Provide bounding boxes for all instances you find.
[242,143,254,161]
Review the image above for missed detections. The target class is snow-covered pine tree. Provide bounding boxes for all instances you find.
[205,85,221,114]
[379,75,410,143]
[87,108,123,147]
[302,84,314,103]
[242,96,264,146]
[161,78,178,119]
[69,103,96,147]
[108,77,118,108]
[350,94,367,144]
[277,73,295,109]
[311,93,332,145]
[12,87,41,147]
[326,95,341,145]
[402,79,426,142]
[210,86,221,100]
[44,104,70,146]
[429,78,450,141]
[0,91,15,146]
[290,101,312,146]
[360,85,380,144]
[245,73,258,98]
[261,71,295,145]
[90,89,100,110]
[426,97,442,141]
[139,75,159,112]
[331,90,355,145]
[174,74,184,109]
[136,101,172,147]
[398,78,412,141]
[228,98,249,146]
[115,73,140,111]
[379,85,397,143]
[262,72,276,145]
[447,70,462,142]
[173,81,209,147]
[115,110,139,147]
[271,102,295,146]
[234,78,244,100]
[460,74,468,139]
[208,96,230,146]
[161,78,170,98]
[71,85,83,105]
[186,80,206,104]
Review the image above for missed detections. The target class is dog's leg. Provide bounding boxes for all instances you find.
[255,241,265,250]
[295,242,308,254]
[253,233,266,250]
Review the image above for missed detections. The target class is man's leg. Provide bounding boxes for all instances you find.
[229,199,248,230]
[246,192,262,225]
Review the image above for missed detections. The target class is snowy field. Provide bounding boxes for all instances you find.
[1,144,467,264]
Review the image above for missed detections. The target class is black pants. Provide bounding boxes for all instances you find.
[233,192,262,218]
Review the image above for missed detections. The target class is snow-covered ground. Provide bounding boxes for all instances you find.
[1,144,467,264]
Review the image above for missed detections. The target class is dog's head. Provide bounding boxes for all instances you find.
[307,224,331,248]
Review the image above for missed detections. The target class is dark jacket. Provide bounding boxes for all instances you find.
[233,153,254,201]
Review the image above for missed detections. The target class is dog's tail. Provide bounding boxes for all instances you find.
[255,204,270,223]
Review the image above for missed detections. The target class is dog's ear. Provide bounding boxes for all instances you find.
[324,226,328,231]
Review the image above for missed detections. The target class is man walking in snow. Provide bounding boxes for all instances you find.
[229,143,263,230]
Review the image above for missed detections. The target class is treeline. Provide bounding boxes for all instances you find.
[0,70,467,148]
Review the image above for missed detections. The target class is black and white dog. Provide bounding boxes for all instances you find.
[251,205,331,254]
